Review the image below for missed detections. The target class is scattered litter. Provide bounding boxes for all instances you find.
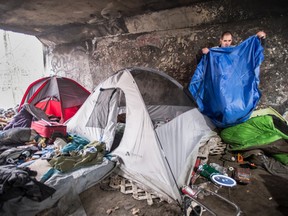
[233,168,251,184]
[106,206,119,215]
[237,153,244,163]
[106,209,113,215]
[183,182,241,215]
[209,162,227,175]
[229,167,234,172]
[131,208,140,215]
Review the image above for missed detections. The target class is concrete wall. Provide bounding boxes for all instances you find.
[46,0,288,115]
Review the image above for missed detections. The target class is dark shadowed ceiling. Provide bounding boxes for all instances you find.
[0,0,208,45]
[1,0,287,46]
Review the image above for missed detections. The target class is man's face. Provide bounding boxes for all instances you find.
[220,34,233,47]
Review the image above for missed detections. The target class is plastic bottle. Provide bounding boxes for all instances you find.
[198,164,220,179]
[209,163,227,175]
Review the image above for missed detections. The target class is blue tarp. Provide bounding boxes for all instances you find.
[189,35,264,128]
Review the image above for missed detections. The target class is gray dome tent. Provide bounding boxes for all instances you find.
[67,67,216,203]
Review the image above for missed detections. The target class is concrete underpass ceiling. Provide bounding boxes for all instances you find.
[0,0,210,46]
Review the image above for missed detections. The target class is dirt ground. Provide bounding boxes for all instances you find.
[79,154,288,216]
[80,183,182,216]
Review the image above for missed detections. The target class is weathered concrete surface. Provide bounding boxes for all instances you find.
[0,0,207,46]
[125,0,288,34]
[45,0,288,115]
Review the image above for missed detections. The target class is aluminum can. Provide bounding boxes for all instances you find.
[181,185,196,197]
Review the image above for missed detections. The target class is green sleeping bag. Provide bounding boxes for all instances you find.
[221,115,288,164]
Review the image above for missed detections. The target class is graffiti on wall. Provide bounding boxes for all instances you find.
[50,45,93,91]
[51,46,86,74]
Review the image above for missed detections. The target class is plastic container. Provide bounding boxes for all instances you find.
[211,174,237,187]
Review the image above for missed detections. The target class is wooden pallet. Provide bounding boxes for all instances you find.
[109,175,160,205]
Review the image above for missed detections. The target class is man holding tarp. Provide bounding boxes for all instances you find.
[189,31,266,128]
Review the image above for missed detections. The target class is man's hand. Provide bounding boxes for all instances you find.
[256,31,266,39]
[202,47,210,54]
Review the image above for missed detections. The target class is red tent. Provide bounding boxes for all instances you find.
[19,75,90,123]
